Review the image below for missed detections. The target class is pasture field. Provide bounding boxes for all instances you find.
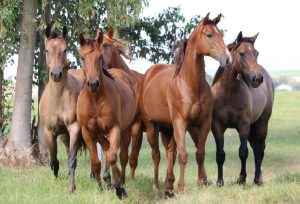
[0,91,299,204]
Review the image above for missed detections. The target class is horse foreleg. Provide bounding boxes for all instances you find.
[145,122,160,197]
[107,126,127,199]
[237,124,250,185]
[81,127,103,190]
[129,120,143,179]
[45,129,59,177]
[211,121,226,186]
[161,129,176,198]
[173,119,187,194]
[119,126,132,184]
[67,122,81,194]
[250,120,268,186]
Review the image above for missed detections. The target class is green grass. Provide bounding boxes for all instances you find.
[270,69,300,78]
[1,91,300,203]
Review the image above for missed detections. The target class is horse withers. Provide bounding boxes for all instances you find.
[211,31,274,186]
[39,25,85,193]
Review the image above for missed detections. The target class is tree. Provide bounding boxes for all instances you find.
[6,0,38,163]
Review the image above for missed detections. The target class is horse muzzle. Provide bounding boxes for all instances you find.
[51,70,62,82]
[250,75,263,88]
[87,80,100,93]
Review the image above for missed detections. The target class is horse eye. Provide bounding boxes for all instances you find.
[81,57,85,61]
[256,51,259,57]
[103,44,108,48]
[240,52,245,57]
[63,49,67,53]
[45,49,49,53]
[207,33,212,38]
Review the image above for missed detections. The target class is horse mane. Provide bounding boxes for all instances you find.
[212,66,225,85]
[104,34,132,60]
[174,38,188,76]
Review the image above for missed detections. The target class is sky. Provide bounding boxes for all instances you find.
[128,0,300,75]
[5,0,300,78]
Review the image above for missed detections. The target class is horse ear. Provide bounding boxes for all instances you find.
[251,32,259,43]
[45,24,51,39]
[236,31,243,43]
[213,14,222,24]
[202,12,210,24]
[79,34,86,46]
[96,30,104,44]
[62,26,68,39]
[107,27,114,39]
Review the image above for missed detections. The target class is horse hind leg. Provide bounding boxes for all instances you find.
[249,119,268,186]
[119,126,132,184]
[59,134,70,155]
[45,129,59,177]
[129,120,143,179]
[160,128,176,198]
[145,122,160,197]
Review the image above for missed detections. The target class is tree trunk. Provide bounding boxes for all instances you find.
[7,0,38,162]
[0,66,3,141]
[37,0,51,161]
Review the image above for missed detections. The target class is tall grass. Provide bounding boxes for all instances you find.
[0,91,299,203]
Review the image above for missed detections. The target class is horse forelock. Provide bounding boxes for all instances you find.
[228,37,255,51]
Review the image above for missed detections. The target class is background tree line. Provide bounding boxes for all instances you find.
[0,0,200,164]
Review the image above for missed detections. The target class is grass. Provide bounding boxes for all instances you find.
[1,91,300,203]
[270,69,300,78]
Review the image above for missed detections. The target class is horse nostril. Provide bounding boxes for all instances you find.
[87,81,90,86]
[260,76,264,83]
[95,80,99,87]
[58,72,62,78]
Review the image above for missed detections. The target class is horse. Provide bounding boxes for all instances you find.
[102,28,175,181]
[211,31,274,186]
[76,30,136,199]
[39,25,85,193]
[139,13,232,197]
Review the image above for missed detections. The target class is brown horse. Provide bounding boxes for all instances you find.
[102,28,145,179]
[39,25,85,193]
[76,30,136,199]
[102,28,176,182]
[211,32,274,186]
[139,13,232,196]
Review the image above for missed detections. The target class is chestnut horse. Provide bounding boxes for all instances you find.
[39,25,85,193]
[211,32,274,186]
[77,31,136,199]
[102,28,144,179]
[102,28,175,181]
[139,13,232,196]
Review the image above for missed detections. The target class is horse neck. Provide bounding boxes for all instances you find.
[219,65,243,93]
[110,51,133,76]
[178,36,206,92]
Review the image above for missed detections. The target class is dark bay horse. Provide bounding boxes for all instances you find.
[211,32,274,186]
[76,31,136,199]
[139,13,232,196]
[102,28,175,182]
[39,25,85,193]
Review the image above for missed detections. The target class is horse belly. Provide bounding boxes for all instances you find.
[251,86,267,124]
[143,80,171,125]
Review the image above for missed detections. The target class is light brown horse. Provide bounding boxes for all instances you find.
[211,32,274,186]
[76,30,136,199]
[139,13,232,196]
[102,28,175,182]
[39,25,85,193]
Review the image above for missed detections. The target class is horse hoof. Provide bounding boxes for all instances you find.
[50,162,59,177]
[253,178,263,186]
[198,178,212,186]
[164,190,175,199]
[69,185,76,194]
[115,186,128,199]
[216,179,224,187]
[236,176,246,185]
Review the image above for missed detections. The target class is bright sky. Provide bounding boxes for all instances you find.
[128,0,300,75]
[5,0,300,78]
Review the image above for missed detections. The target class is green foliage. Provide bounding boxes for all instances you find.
[120,7,201,63]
